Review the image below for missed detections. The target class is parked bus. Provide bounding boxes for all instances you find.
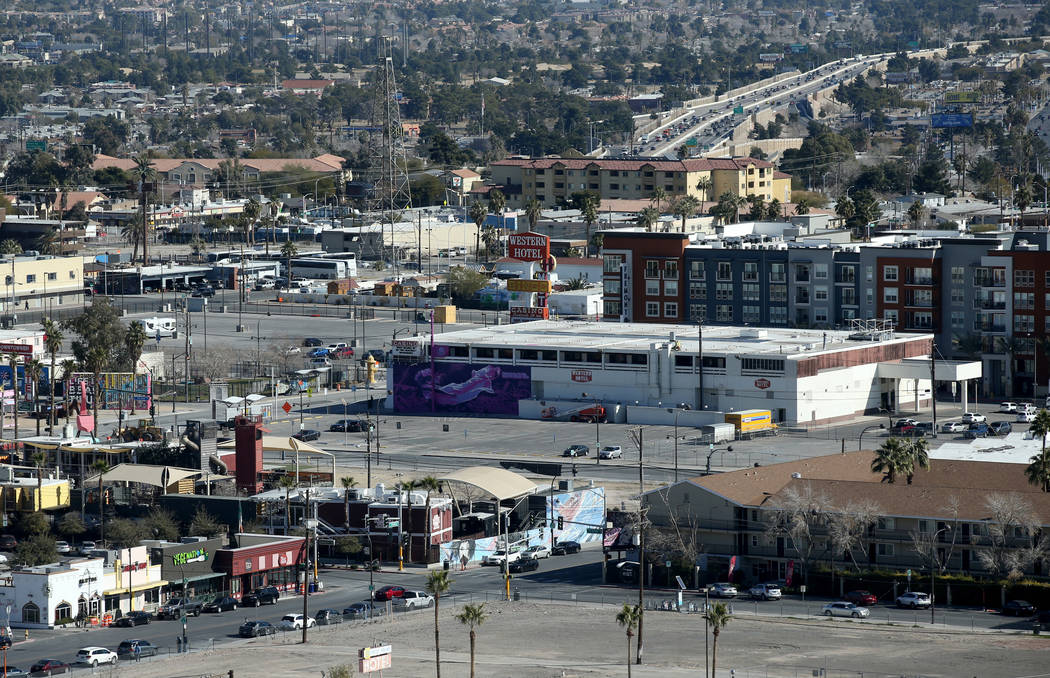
[289,257,356,280]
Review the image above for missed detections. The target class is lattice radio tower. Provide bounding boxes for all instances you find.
[366,38,412,278]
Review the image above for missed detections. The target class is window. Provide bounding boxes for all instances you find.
[883,287,898,304]
[877,517,895,530]
[951,287,964,305]
[795,264,810,282]
[702,356,725,368]
[842,288,856,305]
[26,274,35,284]
[47,272,57,281]
[884,309,898,324]
[743,262,758,281]
[769,263,785,282]
[69,270,76,279]
[715,283,733,300]
[664,302,678,318]
[838,265,856,283]
[910,267,933,285]
[883,266,898,282]
[603,300,622,317]
[603,280,621,295]
[911,312,932,328]
[910,289,933,306]
[814,263,828,280]
[741,358,784,372]
[877,543,895,557]
[716,305,732,322]
[952,266,965,285]
[689,261,706,280]
[742,284,760,301]
[54,601,72,624]
[603,255,623,273]
[769,285,786,302]
[22,602,39,624]
[919,520,930,533]
[769,306,787,325]
[814,309,828,323]
[536,182,545,188]
[1015,292,1035,310]
[664,280,678,296]
[743,305,761,323]
[646,301,659,317]
[1016,269,1035,287]
[689,304,706,321]
[645,279,660,296]
[951,311,965,329]
[716,262,732,280]
[814,287,828,302]
[796,287,809,304]
[664,261,678,279]
[645,261,660,278]
[866,289,874,306]
[690,282,707,299]
[866,266,873,282]
[1015,314,1035,332]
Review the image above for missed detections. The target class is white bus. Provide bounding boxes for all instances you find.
[289,257,356,280]
[140,317,178,338]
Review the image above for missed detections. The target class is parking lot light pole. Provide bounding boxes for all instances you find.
[858,424,885,451]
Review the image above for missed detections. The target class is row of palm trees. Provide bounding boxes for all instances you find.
[615,601,731,678]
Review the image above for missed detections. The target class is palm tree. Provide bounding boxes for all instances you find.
[84,347,108,439]
[766,198,782,221]
[24,359,43,435]
[487,189,506,233]
[794,197,812,215]
[425,569,453,678]
[995,336,1025,396]
[280,241,298,290]
[243,196,261,246]
[1015,180,1033,228]
[524,198,541,233]
[42,319,62,434]
[277,475,297,534]
[615,604,640,678]
[456,603,488,678]
[189,236,207,262]
[416,475,441,557]
[903,437,930,485]
[133,154,156,266]
[124,321,147,375]
[581,195,599,256]
[635,206,659,232]
[672,195,701,233]
[1026,409,1050,491]
[650,186,667,213]
[92,459,110,546]
[705,601,732,678]
[340,476,358,529]
[695,175,713,204]
[871,437,908,483]
[907,201,926,228]
[6,353,20,440]
[31,451,45,511]
[835,195,855,224]
[59,358,77,427]
[396,480,415,561]
[468,199,487,263]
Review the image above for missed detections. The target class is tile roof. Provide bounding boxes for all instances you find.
[491,156,774,171]
[91,155,345,175]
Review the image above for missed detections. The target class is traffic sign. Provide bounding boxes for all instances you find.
[586,527,603,534]
[282,402,292,414]
[733,105,744,115]
[385,520,400,528]
[26,140,46,152]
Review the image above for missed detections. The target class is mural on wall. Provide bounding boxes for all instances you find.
[392,363,531,415]
[68,373,151,410]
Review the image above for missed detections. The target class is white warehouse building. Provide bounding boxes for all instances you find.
[389,321,982,426]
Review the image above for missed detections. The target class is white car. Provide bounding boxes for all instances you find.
[896,591,932,609]
[822,601,869,618]
[483,547,522,566]
[55,541,71,554]
[999,402,1018,413]
[748,583,782,600]
[523,544,551,559]
[392,591,434,609]
[76,647,118,666]
[961,412,987,424]
[598,445,623,459]
[278,614,315,630]
[1017,410,1037,423]
[941,421,968,433]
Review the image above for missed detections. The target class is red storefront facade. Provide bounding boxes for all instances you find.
[213,534,306,599]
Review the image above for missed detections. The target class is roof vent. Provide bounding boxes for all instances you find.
[791,472,802,479]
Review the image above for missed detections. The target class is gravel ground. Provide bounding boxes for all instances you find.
[99,600,1050,678]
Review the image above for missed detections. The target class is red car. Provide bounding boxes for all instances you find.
[373,585,406,601]
[845,590,878,606]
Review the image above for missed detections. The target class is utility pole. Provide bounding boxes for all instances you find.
[301,488,311,644]
[184,304,191,403]
[930,338,937,434]
[627,426,645,665]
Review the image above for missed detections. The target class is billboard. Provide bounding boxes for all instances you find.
[510,306,549,322]
[931,113,973,128]
[392,363,532,415]
[507,279,552,294]
[944,91,978,104]
[69,372,151,410]
[507,232,550,262]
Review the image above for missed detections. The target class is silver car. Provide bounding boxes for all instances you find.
[748,583,782,600]
[822,601,869,618]
[707,582,738,598]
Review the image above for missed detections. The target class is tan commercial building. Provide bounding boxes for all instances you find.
[0,253,85,315]
[488,156,791,209]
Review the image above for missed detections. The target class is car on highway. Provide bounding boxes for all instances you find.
[392,591,434,610]
[822,601,869,618]
[75,647,118,666]
[896,591,932,609]
[523,544,551,559]
[845,590,878,606]
[562,444,589,457]
[343,602,382,619]
[29,659,70,674]
[598,445,623,459]
[509,556,540,573]
[941,421,968,433]
[315,608,343,625]
[1002,600,1036,616]
[242,586,280,606]
[292,429,321,442]
[114,611,152,627]
[707,582,738,598]
[279,614,315,630]
[748,583,781,600]
[239,620,277,637]
[116,639,158,659]
[373,585,406,601]
[552,540,581,555]
[203,596,238,613]
[962,412,987,424]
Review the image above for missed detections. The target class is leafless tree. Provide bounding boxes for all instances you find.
[190,347,237,382]
[909,495,962,574]
[646,485,703,565]
[764,484,832,585]
[827,499,882,571]
[975,492,1048,580]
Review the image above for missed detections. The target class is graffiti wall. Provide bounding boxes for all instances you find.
[439,528,549,567]
[392,362,532,415]
[68,373,151,410]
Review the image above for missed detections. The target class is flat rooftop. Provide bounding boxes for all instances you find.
[430,320,931,358]
[930,431,1043,465]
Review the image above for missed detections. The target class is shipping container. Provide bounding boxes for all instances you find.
[724,409,777,435]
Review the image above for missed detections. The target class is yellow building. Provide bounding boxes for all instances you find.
[488,156,789,209]
[0,253,84,313]
[0,466,72,512]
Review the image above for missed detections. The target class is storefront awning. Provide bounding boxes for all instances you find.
[169,572,224,585]
[103,580,169,596]
[85,464,201,488]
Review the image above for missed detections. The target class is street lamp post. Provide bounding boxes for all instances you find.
[705,445,732,475]
[858,424,886,451]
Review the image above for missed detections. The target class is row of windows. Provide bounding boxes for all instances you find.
[4,270,75,285]
[741,358,785,372]
[473,346,656,366]
[531,168,679,178]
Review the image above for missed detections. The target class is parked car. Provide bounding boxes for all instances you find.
[962,412,987,424]
[0,666,27,676]
[822,601,869,618]
[293,429,321,442]
[75,647,118,666]
[895,591,932,609]
[845,590,878,606]
[330,419,374,433]
[359,349,387,365]
[314,608,343,625]
[552,541,581,555]
[1003,600,1036,616]
[748,583,781,600]
[116,640,158,659]
[965,422,990,438]
[1017,410,1037,423]
[202,596,238,613]
[191,285,215,298]
[54,541,70,554]
[29,659,69,674]
[598,445,623,459]
[990,421,1013,436]
[343,602,382,619]
[562,444,589,457]
[941,421,968,433]
[707,582,738,598]
[238,620,277,637]
[999,402,1019,413]
[373,585,406,601]
[303,338,323,347]
[891,419,920,435]
[78,541,96,555]
[0,535,16,550]
[392,591,434,610]
[278,614,315,630]
[242,586,280,607]
[483,547,522,567]
[113,611,152,627]
[307,347,330,358]
[510,556,540,573]
[523,545,551,559]
[156,597,203,619]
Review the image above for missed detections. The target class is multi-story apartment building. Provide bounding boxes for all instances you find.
[488,156,791,209]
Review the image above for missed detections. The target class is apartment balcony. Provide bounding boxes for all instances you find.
[904,298,934,308]
[974,276,1006,288]
[973,299,1006,310]
[975,323,1007,334]
[905,276,935,286]
[835,276,856,285]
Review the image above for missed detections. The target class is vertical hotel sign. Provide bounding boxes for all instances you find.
[508,232,555,323]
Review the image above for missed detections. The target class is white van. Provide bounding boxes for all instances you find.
[140,317,178,339]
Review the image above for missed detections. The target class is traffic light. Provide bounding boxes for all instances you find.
[571,464,577,477]
[557,516,564,530]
